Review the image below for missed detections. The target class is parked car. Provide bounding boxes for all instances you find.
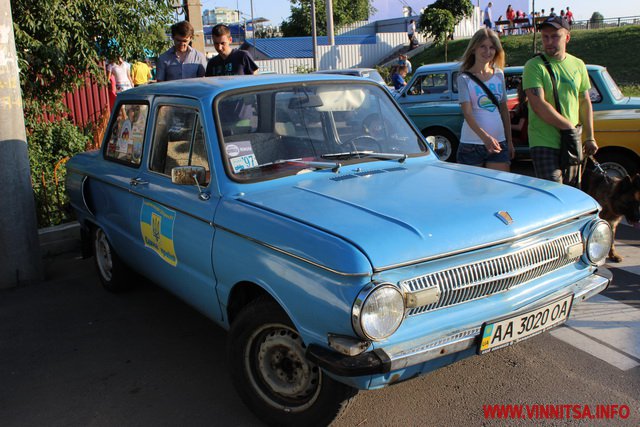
[66,74,612,426]
[399,63,640,177]
[312,67,389,87]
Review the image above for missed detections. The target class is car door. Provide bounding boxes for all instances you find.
[397,71,454,107]
[91,102,149,261]
[133,99,222,321]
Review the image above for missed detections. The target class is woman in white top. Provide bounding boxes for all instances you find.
[456,28,513,171]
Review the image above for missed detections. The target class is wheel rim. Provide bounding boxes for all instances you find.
[245,323,321,412]
[600,162,628,180]
[94,229,113,282]
[426,135,453,161]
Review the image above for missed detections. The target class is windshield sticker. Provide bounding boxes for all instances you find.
[227,140,256,172]
[140,201,178,266]
[231,154,258,172]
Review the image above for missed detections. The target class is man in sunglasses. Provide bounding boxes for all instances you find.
[157,21,207,82]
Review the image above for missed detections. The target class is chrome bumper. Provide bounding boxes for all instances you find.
[384,268,612,371]
[307,268,611,377]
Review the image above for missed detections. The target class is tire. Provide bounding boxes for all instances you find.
[423,128,459,162]
[93,227,133,292]
[228,297,358,427]
[595,151,639,179]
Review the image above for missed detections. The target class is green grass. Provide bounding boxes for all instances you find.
[408,25,640,86]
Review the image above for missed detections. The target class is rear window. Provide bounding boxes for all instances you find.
[104,103,149,166]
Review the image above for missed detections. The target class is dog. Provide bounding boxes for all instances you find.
[586,171,640,262]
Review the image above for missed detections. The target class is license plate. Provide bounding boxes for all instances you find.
[478,294,574,354]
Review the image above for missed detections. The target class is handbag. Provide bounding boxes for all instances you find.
[536,54,583,167]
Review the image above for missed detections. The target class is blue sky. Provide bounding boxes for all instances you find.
[201,0,639,25]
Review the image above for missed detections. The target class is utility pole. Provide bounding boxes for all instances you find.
[184,0,205,54]
[0,0,43,288]
[326,0,334,45]
[311,0,318,70]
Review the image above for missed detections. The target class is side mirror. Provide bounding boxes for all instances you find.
[171,166,206,185]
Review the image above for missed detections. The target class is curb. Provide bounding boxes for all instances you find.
[39,221,81,257]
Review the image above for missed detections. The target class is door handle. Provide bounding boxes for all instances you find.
[130,177,148,187]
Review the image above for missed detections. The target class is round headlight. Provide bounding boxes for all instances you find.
[353,284,405,341]
[584,219,612,265]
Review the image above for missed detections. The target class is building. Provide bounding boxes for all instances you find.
[202,7,240,25]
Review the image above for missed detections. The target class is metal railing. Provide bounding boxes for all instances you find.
[569,15,640,30]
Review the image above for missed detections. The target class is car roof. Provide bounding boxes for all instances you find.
[413,62,461,74]
[116,74,375,101]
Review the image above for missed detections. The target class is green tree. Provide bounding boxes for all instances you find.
[281,0,375,37]
[420,8,456,61]
[429,0,473,25]
[590,11,604,28]
[11,0,174,120]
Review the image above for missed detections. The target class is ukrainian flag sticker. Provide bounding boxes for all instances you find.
[140,201,178,266]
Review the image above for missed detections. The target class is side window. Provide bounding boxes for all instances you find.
[150,106,210,185]
[105,103,148,166]
[452,71,459,93]
[588,76,603,103]
[408,73,449,95]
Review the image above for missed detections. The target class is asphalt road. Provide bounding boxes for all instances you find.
[1,161,639,426]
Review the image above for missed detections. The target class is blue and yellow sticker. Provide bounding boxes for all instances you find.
[140,201,178,266]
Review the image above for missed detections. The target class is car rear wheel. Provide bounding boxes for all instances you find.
[228,297,357,427]
[423,129,459,162]
[595,151,639,179]
[93,227,132,292]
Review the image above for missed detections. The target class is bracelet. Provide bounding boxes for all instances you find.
[584,138,596,143]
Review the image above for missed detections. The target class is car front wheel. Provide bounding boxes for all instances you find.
[228,297,357,426]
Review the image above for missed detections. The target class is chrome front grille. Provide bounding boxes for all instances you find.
[402,232,583,316]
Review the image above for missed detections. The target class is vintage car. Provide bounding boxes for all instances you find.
[66,75,613,426]
[398,62,640,178]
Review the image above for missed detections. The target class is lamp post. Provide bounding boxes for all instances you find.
[311,0,318,70]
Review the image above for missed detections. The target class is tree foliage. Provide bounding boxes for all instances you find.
[11,0,174,118]
[590,12,604,23]
[281,0,375,37]
[420,8,455,61]
[428,0,473,25]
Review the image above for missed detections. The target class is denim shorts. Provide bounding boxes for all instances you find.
[456,141,510,166]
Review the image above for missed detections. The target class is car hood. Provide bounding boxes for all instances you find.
[237,161,598,269]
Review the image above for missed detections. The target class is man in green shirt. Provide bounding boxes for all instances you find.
[523,16,598,187]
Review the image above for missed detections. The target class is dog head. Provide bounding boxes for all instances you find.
[612,174,640,226]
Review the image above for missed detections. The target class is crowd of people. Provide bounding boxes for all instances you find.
[108,21,259,106]
[456,16,596,189]
[484,3,576,35]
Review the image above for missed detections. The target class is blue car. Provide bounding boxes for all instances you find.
[66,74,612,426]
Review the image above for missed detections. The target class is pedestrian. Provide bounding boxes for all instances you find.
[456,28,513,171]
[565,7,574,26]
[156,21,207,82]
[131,58,152,86]
[549,8,557,17]
[505,5,515,34]
[523,16,597,187]
[407,19,416,44]
[397,54,412,74]
[390,65,408,91]
[107,56,134,93]
[541,9,546,16]
[205,24,259,76]
[483,2,493,29]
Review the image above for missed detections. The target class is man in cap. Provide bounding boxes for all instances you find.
[522,16,597,187]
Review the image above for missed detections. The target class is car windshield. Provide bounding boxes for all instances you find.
[216,82,428,181]
[600,69,624,102]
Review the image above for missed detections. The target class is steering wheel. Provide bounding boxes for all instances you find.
[344,135,383,153]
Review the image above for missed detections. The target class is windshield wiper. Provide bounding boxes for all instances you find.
[322,151,407,162]
[238,158,341,173]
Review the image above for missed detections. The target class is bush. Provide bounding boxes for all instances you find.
[27,119,91,227]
